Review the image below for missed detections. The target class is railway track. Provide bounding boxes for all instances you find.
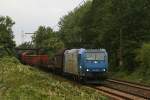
[92,79,150,100]
[30,64,150,99]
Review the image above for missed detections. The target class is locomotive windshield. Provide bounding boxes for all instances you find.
[85,52,105,60]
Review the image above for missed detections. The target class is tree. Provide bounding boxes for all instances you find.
[32,26,64,56]
[80,0,150,71]
[32,26,53,48]
[17,42,33,48]
[0,16,15,56]
[58,0,150,71]
[58,1,92,48]
[136,43,150,76]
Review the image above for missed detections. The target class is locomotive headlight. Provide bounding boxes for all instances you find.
[86,69,89,72]
[94,61,98,64]
[103,69,106,71]
[80,66,82,69]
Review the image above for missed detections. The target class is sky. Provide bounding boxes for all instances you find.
[0,0,85,45]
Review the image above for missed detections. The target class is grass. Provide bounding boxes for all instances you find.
[0,57,107,100]
[111,67,150,85]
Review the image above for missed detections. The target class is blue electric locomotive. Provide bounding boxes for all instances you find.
[63,48,108,83]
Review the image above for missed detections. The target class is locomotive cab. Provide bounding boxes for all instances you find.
[79,49,108,81]
[63,48,108,83]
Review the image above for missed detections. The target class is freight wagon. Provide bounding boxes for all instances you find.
[21,52,49,67]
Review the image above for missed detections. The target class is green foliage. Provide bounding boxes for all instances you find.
[17,42,33,49]
[0,16,16,56]
[58,0,150,74]
[32,26,64,56]
[136,43,150,75]
[0,47,8,57]
[85,0,150,70]
[59,0,150,71]
[32,26,53,48]
[59,1,92,48]
[0,57,107,100]
[57,0,150,83]
[111,43,150,85]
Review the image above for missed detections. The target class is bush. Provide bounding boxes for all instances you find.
[136,43,150,76]
[0,48,7,57]
[0,56,20,64]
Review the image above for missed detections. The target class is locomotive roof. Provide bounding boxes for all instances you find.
[65,48,106,54]
[86,49,106,52]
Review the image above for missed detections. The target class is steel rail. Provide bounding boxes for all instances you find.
[93,86,133,100]
[107,79,150,91]
[102,79,150,99]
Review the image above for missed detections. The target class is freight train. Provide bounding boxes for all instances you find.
[20,48,108,83]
